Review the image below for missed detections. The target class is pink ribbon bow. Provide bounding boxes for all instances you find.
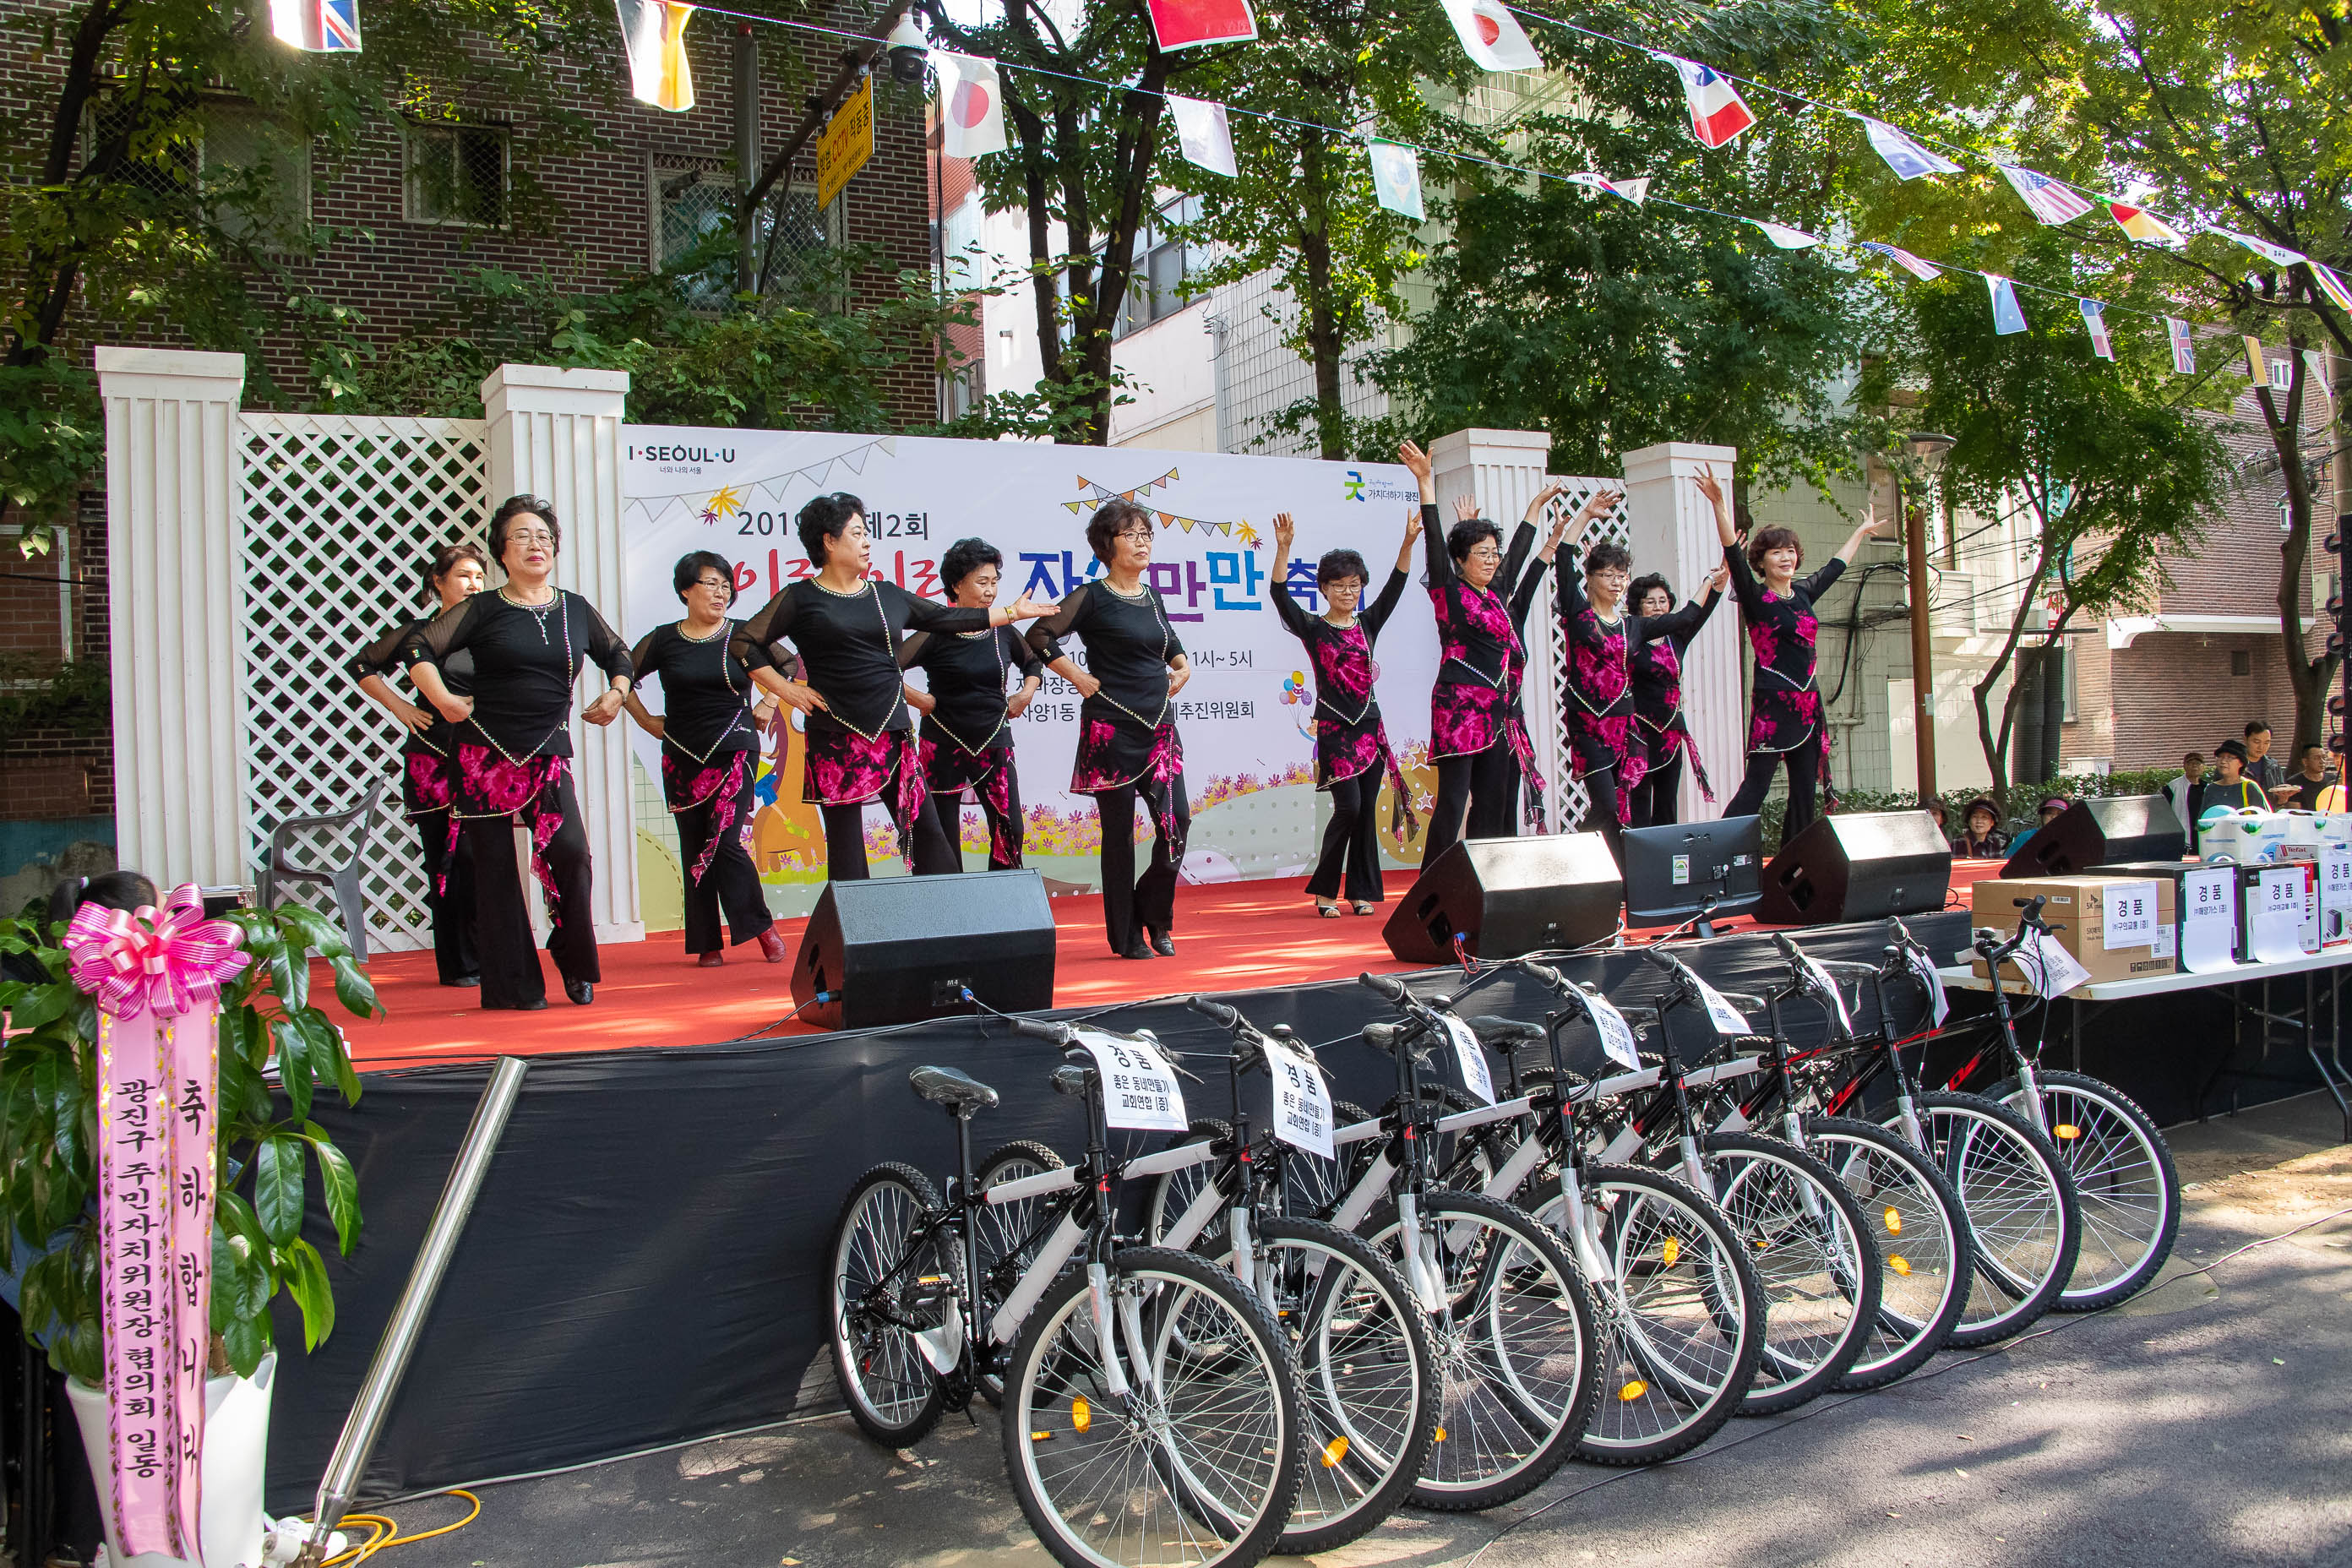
[63,883,250,1020]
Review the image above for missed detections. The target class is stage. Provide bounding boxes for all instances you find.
[336,859,2012,1068]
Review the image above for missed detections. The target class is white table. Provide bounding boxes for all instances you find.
[1933,946,2352,1136]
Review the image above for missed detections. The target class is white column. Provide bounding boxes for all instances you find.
[1428,428,1562,827]
[98,347,251,887]
[479,364,644,945]
[1621,441,1741,824]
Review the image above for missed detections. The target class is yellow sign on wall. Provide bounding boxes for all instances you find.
[816,75,874,212]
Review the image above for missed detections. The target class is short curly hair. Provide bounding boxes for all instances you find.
[1628,571,1674,612]
[1086,499,1154,564]
[1316,547,1370,591]
[487,496,559,568]
[1745,524,1803,574]
[1583,540,1632,578]
[1446,517,1503,566]
[797,492,865,569]
[672,549,737,605]
[940,536,1004,593]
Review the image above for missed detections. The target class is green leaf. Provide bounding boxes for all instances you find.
[282,1236,335,1351]
[275,902,348,961]
[271,1015,313,1120]
[3,980,74,1030]
[215,1187,268,1250]
[220,1309,272,1379]
[267,934,309,1014]
[211,1228,271,1328]
[329,955,382,1021]
[301,1121,362,1255]
[252,1133,304,1244]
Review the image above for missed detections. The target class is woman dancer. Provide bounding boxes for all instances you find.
[349,542,486,986]
[899,536,1046,871]
[1625,566,1729,828]
[1025,500,1194,960]
[626,551,785,968]
[1396,438,1572,867]
[732,493,1054,879]
[1270,508,1418,917]
[406,497,635,1010]
[1699,467,1886,841]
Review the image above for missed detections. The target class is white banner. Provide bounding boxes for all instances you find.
[618,429,1439,919]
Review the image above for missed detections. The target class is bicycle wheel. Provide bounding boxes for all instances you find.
[1004,1246,1303,1568]
[1895,1092,2081,1348]
[1252,1217,1436,1554]
[1278,1102,1373,1222]
[1801,1115,1973,1390]
[1146,1121,1232,1250]
[827,1162,950,1446]
[1699,1133,1881,1416]
[1985,1070,2180,1310]
[1360,1190,1599,1510]
[1524,1163,1763,1466]
[974,1141,1070,1404]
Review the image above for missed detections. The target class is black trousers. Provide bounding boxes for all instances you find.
[416,811,477,984]
[1724,743,1822,841]
[1097,775,1190,953]
[1572,765,1625,869]
[1424,743,1521,867]
[943,771,1026,872]
[676,764,775,955]
[1630,751,1684,829]
[466,771,596,1010]
[1307,770,1386,903]
[820,789,961,879]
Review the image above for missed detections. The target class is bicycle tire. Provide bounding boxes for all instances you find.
[1145,1120,1232,1249]
[1379,1086,1496,1193]
[973,1141,1070,1405]
[1800,1115,1974,1391]
[1522,1163,1764,1465]
[826,1162,950,1446]
[1003,1246,1304,1568]
[1358,1190,1600,1510]
[1984,1070,2180,1310]
[1280,1102,1374,1222]
[1252,1217,1438,1554]
[1698,1132,1882,1416]
[1893,1092,2082,1348]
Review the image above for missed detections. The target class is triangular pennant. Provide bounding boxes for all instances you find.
[2078,298,2114,361]
[2309,260,2352,313]
[1158,513,1174,526]
[2306,350,2333,404]
[2208,226,2306,268]
[1858,117,1961,180]
[1995,164,2094,225]
[1440,0,1541,72]
[1750,219,1820,250]
[2110,203,2188,248]
[1986,274,2029,335]
[1565,172,1648,207]
[933,52,1007,158]
[1659,55,1756,148]
[1142,0,1257,50]
[1367,139,1424,220]
[1860,240,1941,280]
[2244,335,2267,382]
[1167,94,1238,178]
[615,0,694,110]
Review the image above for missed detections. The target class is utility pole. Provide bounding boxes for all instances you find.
[1898,432,1955,802]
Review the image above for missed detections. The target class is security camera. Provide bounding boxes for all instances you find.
[885,13,928,84]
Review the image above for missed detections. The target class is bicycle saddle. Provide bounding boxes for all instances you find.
[907,1064,999,1112]
[1050,1063,1095,1097]
[1467,1015,1544,1048]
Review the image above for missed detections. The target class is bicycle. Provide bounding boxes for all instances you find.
[1695,931,1976,1390]
[825,1019,1304,1568]
[1136,997,1438,1553]
[1811,917,2082,1347]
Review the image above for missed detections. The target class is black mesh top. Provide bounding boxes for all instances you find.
[1021,580,1188,727]
[401,590,633,760]
[728,578,992,739]
[630,620,758,762]
[350,614,475,756]
[897,624,1046,752]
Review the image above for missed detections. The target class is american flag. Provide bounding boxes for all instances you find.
[1860,240,1941,280]
[1995,164,2093,226]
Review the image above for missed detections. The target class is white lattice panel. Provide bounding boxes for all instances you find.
[1523,477,1625,832]
[236,412,490,951]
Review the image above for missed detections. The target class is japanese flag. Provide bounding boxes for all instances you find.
[615,0,694,111]
[934,52,1006,159]
[1441,0,1541,72]
[1143,0,1258,50]
[1368,140,1424,220]
[1168,94,1237,178]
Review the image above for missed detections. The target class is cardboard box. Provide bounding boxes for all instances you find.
[1971,875,2178,988]
[2092,861,2240,972]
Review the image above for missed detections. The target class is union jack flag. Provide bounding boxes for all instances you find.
[270,0,362,52]
[1995,164,2093,226]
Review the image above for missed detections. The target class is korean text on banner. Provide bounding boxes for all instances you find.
[1077,1032,1189,1132]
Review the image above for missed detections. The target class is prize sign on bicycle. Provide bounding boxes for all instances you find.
[1436,1015,1497,1104]
[1692,976,1752,1036]
[2017,926,2092,997]
[1587,993,1643,1071]
[1075,1032,1189,1132]
[1260,1033,1335,1159]
[1904,947,1950,1023]
[1796,952,1853,1035]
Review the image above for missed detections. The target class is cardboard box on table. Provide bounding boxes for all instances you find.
[1969,875,2176,991]
[2233,861,2319,960]
[2092,860,2243,973]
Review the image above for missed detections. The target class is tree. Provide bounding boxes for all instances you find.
[1859,233,2231,789]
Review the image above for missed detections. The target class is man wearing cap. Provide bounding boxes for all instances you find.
[2164,752,2203,832]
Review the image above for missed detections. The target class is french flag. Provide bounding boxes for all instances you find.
[1662,56,1756,148]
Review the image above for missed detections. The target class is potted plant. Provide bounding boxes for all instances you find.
[0,898,376,1568]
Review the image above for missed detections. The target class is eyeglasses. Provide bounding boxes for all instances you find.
[507,530,556,547]
[694,576,731,591]
[1113,529,1153,542]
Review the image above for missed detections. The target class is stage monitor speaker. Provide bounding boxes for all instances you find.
[2001,794,2186,878]
[791,868,1056,1031]
[1382,834,1625,963]
[1756,810,1952,926]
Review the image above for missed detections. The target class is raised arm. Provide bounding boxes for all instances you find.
[1400,440,1456,591]
[1267,513,1318,640]
[1507,528,1548,629]
[1835,506,1891,568]
[1696,465,1737,549]
[1362,566,1409,640]
[1662,566,1729,647]
[1554,537,1589,622]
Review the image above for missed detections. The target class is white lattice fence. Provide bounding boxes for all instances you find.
[1530,476,1625,832]
[236,413,491,952]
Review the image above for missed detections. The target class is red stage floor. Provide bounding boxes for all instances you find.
[337,861,2006,1070]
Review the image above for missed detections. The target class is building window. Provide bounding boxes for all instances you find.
[405,123,509,226]
[2231,649,2251,677]
[2269,357,2294,391]
[1115,196,1203,339]
[203,106,311,244]
[652,165,736,307]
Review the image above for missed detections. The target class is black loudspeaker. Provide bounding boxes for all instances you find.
[2001,794,2186,878]
[791,869,1057,1031]
[1756,810,1952,926]
[1383,834,1625,963]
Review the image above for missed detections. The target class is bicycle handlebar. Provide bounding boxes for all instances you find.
[1184,994,1243,1032]
[1011,1016,1076,1045]
[1358,971,1410,1004]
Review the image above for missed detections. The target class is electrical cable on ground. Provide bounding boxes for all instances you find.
[281,1487,482,1565]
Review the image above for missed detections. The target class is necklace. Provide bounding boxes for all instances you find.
[678,618,727,642]
[666,618,752,765]
[1101,576,1148,600]
[471,591,576,762]
[813,573,871,597]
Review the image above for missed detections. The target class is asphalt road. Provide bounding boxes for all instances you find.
[355,1092,2352,1568]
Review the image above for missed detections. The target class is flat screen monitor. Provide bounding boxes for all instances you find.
[1623,814,1764,928]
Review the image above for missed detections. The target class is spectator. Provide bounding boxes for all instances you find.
[1953,798,2007,858]
[2036,796,2068,829]
[1924,799,1950,838]
[2244,721,2285,791]
[2278,743,2337,812]
[2196,739,2266,819]
[2164,753,2204,832]
[2,870,162,988]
